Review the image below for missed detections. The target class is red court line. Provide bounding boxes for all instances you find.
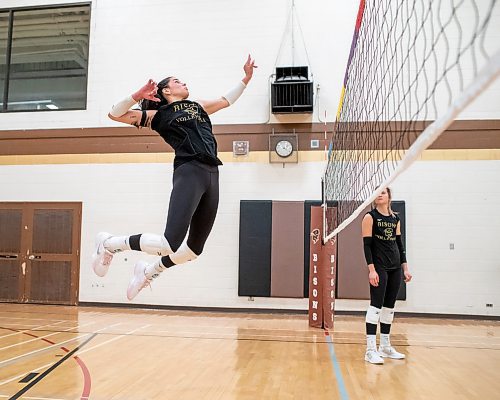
[3,328,91,400]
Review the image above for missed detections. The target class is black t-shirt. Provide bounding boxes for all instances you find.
[368,208,401,270]
[151,100,223,169]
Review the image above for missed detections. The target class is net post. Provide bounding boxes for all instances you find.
[309,206,337,329]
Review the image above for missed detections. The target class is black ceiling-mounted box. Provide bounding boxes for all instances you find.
[271,66,313,114]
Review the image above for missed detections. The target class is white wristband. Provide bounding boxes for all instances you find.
[110,95,137,117]
[223,81,246,105]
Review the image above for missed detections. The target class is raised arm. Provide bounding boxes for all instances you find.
[108,79,159,128]
[198,55,257,115]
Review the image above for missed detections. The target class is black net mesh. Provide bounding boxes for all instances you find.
[324,0,499,239]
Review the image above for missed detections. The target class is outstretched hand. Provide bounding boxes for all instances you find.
[132,79,160,102]
[242,55,257,85]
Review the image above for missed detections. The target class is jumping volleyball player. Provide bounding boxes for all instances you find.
[362,187,413,364]
[92,55,257,300]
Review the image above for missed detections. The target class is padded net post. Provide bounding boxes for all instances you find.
[309,206,337,329]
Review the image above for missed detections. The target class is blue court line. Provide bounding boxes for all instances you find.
[325,332,350,400]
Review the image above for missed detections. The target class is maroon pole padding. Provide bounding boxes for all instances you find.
[309,206,323,328]
[309,206,337,329]
[322,207,337,329]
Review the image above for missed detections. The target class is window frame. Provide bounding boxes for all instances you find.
[0,2,92,113]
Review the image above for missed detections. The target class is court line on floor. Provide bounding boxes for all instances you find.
[0,314,73,323]
[62,319,500,337]
[1,310,498,336]
[0,322,129,399]
[0,324,149,390]
[7,333,97,400]
[0,322,67,340]
[74,324,151,357]
[2,316,498,347]
[0,323,63,328]
[46,328,499,349]
[3,328,93,400]
[0,324,150,399]
[16,325,500,343]
[0,322,97,352]
[0,323,122,369]
[0,395,67,400]
[325,330,349,400]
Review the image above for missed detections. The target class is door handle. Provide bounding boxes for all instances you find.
[28,255,41,260]
[22,262,26,275]
[0,255,17,259]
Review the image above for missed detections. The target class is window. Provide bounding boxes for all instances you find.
[0,4,90,112]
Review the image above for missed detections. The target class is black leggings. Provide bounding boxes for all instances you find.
[162,160,219,265]
[367,266,402,335]
[370,266,402,309]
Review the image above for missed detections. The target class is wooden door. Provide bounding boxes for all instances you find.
[0,202,81,305]
[0,205,25,302]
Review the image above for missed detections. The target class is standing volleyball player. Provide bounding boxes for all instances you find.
[362,187,412,364]
[92,56,257,300]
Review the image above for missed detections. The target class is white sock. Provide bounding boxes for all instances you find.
[380,333,391,348]
[144,259,167,280]
[366,335,377,351]
[104,236,131,253]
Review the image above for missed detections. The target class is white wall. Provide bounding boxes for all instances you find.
[1,0,498,131]
[0,158,499,316]
[339,159,500,316]
[0,0,499,315]
[0,0,356,129]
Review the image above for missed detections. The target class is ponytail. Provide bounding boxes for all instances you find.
[140,96,167,111]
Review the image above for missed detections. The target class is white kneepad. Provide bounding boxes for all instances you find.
[365,306,381,325]
[140,233,172,256]
[380,307,395,324]
[169,242,198,265]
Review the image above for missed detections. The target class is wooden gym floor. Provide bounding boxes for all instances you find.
[0,303,498,400]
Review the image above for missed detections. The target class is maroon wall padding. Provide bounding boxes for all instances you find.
[337,205,371,299]
[270,201,305,298]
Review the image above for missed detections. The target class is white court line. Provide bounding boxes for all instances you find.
[147,329,322,341]
[138,319,500,336]
[0,324,148,388]
[328,337,500,349]
[0,314,72,323]
[131,330,500,349]
[329,331,500,341]
[0,321,67,340]
[0,323,62,328]
[0,394,67,400]
[0,323,122,367]
[0,321,97,352]
[75,324,150,357]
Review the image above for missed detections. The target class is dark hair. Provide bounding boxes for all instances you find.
[140,76,173,110]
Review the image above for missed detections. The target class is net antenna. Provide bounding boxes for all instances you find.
[323,0,500,242]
